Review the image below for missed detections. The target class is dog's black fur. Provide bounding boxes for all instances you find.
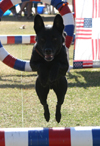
[30,14,69,123]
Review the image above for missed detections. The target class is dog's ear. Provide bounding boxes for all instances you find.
[53,14,64,33]
[34,14,44,34]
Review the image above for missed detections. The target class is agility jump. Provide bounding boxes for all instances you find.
[0,127,100,146]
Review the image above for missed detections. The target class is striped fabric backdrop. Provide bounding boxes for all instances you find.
[73,0,100,69]
[0,127,100,146]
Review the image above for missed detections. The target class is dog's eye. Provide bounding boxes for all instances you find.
[53,38,57,41]
[41,38,45,42]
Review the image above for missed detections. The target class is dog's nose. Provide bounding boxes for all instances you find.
[45,48,52,54]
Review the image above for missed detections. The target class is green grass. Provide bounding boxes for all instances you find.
[0,15,100,128]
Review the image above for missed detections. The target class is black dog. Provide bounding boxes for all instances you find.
[30,14,69,123]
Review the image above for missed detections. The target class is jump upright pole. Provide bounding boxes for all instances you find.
[0,127,100,146]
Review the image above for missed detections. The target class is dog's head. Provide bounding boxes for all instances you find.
[34,14,65,61]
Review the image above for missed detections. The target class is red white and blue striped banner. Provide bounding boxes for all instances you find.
[73,0,100,69]
[0,35,36,44]
[0,127,100,146]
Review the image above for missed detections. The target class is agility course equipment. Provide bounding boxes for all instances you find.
[0,127,100,146]
[72,0,100,69]
[0,0,74,71]
[0,42,32,71]
[0,35,36,44]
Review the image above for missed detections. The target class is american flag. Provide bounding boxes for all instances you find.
[73,60,93,69]
[76,18,92,39]
[74,0,100,62]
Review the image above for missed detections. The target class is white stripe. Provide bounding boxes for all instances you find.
[71,127,93,146]
[25,61,32,72]
[62,13,74,26]
[10,0,22,6]
[5,130,28,146]
[0,36,7,44]
[22,35,30,44]
[41,0,51,4]
[0,46,9,61]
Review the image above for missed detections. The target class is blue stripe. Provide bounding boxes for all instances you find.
[64,25,74,36]
[0,9,4,17]
[15,36,22,44]
[0,41,3,48]
[51,0,64,9]
[14,59,26,71]
[92,129,100,146]
[28,128,49,146]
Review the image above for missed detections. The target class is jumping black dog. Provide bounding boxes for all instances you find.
[30,14,69,123]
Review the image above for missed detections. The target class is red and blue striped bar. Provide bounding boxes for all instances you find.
[0,127,100,146]
[0,0,74,48]
[0,41,32,71]
[0,35,36,44]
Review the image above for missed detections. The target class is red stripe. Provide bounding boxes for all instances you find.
[30,36,36,44]
[3,55,16,68]
[92,0,94,18]
[76,18,84,20]
[7,36,15,44]
[95,0,97,18]
[74,60,93,62]
[49,128,71,146]
[76,33,92,35]
[65,35,73,48]
[0,0,13,13]
[92,39,94,60]
[76,37,91,39]
[97,39,99,60]
[0,131,5,146]
[95,39,97,60]
[58,4,71,16]
[98,39,100,60]
[83,66,93,68]
[99,0,100,17]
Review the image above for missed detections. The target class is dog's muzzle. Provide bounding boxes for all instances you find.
[44,48,54,61]
[44,54,54,61]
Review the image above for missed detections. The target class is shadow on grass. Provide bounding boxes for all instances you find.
[68,70,100,88]
[1,70,100,89]
[0,73,37,89]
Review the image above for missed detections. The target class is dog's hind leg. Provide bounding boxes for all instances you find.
[53,76,68,123]
[35,77,50,122]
